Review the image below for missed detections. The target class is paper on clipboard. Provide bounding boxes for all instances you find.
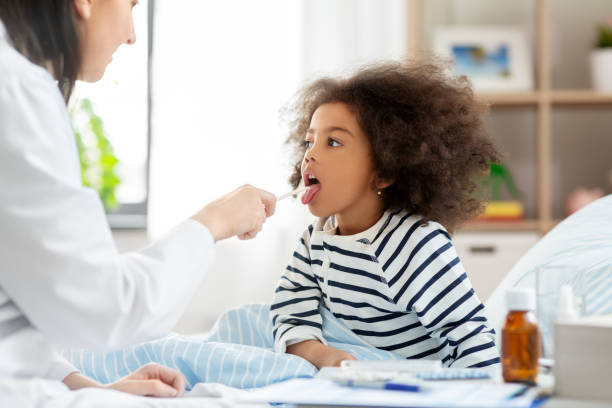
[239,378,534,408]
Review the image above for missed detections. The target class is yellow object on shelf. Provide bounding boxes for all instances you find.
[479,201,524,220]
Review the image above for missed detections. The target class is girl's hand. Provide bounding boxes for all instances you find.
[317,347,356,368]
[107,363,186,398]
[287,340,356,369]
[192,184,276,241]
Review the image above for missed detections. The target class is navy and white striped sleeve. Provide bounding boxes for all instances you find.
[271,227,324,353]
[388,223,500,368]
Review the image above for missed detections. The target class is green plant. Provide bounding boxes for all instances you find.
[481,162,522,202]
[595,20,612,48]
[71,98,121,211]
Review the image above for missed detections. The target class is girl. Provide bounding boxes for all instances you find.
[271,60,502,369]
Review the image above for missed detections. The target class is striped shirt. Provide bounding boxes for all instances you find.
[271,209,500,368]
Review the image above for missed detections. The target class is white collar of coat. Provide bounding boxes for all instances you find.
[0,19,6,42]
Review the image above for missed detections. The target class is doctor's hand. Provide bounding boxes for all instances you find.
[107,363,186,398]
[192,184,276,241]
[63,363,186,398]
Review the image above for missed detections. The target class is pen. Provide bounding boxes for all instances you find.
[337,380,421,393]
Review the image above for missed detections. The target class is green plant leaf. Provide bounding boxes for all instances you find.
[70,97,122,211]
[596,24,612,48]
[480,162,523,201]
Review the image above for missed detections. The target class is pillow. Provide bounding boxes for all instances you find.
[485,194,612,350]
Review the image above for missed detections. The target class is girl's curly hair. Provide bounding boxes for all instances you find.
[284,59,502,233]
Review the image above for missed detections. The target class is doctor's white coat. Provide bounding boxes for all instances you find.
[0,21,215,380]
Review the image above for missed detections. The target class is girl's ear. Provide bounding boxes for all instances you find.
[73,0,94,20]
[374,176,395,190]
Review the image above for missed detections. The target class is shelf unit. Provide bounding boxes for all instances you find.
[407,0,612,235]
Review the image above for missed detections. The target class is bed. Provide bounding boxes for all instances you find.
[4,195,611,407]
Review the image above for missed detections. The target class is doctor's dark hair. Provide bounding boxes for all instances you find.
[0,0,80,102]
[283,59,501,233]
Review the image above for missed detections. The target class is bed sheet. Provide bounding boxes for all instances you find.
[0,377,266,408]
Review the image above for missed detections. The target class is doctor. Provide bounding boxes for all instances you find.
[0,0,276,398]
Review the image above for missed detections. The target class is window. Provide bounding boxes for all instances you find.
[71,0,151,229]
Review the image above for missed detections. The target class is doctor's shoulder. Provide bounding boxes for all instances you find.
[0,37,60,104]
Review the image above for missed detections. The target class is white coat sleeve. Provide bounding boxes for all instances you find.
[0,66,215,350]
[46,353,79,381]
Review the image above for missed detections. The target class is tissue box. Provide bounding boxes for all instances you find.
[554,315,612,401]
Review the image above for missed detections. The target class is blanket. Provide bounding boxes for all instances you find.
[66,304,404,390]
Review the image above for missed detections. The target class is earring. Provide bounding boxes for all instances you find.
[377,191,382,196]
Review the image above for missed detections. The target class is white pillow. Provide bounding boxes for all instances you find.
[486,194,612,349]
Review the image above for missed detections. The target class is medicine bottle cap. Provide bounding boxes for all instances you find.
[506,287,536,311]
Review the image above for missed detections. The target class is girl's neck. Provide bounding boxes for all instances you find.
[335,202,386,236]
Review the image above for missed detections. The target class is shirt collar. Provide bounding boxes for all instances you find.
[318,210,392,245]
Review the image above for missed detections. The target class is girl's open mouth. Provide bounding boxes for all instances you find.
[301,173,321,205]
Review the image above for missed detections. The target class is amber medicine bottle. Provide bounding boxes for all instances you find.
[502,288,539,385]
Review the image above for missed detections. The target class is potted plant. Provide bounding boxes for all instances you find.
[70,98,122,211]
[590,18,612,92]
[478,162,524,221]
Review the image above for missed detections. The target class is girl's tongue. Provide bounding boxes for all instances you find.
[301,184,321,205]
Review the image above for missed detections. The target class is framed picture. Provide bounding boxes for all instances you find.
[434,26,533,92]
